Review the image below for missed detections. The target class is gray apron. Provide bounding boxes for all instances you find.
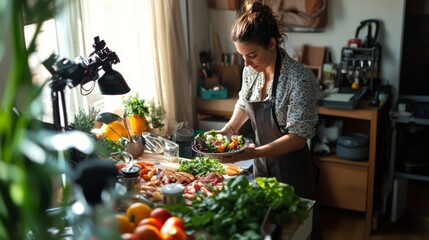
[243,49,322,239]
[243,96,316,200]
[243,49,315,199]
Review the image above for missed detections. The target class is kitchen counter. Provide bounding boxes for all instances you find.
[133,151,313,239]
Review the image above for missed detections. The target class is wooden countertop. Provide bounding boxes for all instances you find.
[133,151,313,239]
[135,151,180,170]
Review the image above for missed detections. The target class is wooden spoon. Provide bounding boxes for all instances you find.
[123,114,134,143]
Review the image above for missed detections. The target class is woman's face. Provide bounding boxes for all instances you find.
[234,39,276,73]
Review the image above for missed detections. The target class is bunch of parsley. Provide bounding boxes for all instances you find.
[167,176,309,239]
[177,156,225,176]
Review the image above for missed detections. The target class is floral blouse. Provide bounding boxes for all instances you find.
[236,53,319,139]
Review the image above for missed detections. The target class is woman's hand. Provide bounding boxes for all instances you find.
[211,128,229,135]
[218,143,256,163]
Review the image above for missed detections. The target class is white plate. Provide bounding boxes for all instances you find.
[191,138,251,157]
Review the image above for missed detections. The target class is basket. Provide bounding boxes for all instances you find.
[199,86,228,100]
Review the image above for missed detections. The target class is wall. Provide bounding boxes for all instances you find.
[187,1,212,127]
[204,0,406,98]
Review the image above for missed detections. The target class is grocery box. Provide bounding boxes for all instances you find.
[199,86,228,100]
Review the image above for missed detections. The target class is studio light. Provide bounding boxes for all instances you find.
[98,66,130,95]
[42,36,130,131]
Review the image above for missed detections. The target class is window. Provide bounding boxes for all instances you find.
[24,0,192,130]
[79,0,158,114]
[25,19,59,124]
[25,0,160,124]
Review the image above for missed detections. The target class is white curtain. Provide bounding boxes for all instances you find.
[78,0,194,135]
[54,0,86,124]
[148,0,193,134]
[28,0,84,125]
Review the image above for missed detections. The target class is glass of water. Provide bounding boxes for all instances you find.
[162,138,179,162]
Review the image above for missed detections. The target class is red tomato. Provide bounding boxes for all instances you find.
[160,225,187,240]
[149,208,172,225]
[138,217,163,230]
[121,233,138,240]
[163,217,185,230]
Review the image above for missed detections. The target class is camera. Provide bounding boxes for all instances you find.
[43,36,121,89]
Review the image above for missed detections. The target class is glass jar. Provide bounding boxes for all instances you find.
[173,127,194,159]
[161,183,184,205]
[117,166,140,194]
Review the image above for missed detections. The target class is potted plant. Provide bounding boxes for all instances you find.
[147,99,166,135]
[122,93,149,135]
[1,1,76,239]
[73,107,100,133]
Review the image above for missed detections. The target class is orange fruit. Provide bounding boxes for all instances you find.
[98,121,128,141]
[134,224,162,240]
[115,214,134,234]
[138,217,163,230]
[125,202,152,227]
[149,208,172,225]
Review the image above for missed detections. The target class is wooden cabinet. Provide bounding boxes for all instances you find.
[197,96,390,234]
[316,157,368,211]
[196,94,238,119]
[313,101,389,235]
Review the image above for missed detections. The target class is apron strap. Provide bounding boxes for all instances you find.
[271,48,284,132]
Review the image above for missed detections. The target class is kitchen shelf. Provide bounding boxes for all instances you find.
[314,100,389,235]
[315,154,369,167]
[196,93,238,119]
[394,171,429,182]
[387,97,429,222]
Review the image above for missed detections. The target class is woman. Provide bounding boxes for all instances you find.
[216,1,322,239]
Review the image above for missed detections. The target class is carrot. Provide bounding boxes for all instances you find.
[218,144,227,153]
[229,141,238,150]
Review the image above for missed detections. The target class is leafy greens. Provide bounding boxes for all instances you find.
[166,176,310,239]
[177,156,225,176]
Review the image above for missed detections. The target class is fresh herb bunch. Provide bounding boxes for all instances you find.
[95,137,126,158]
[254,177,310,224]
[166,176,309,239]
[122,93,149,117]
[147,98,166,128]
[177,156,225,176]
[73,107,100,133]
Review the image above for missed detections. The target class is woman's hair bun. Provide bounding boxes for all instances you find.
[251,2,263,13]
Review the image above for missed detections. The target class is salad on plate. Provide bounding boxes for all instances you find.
[192,130,249,156]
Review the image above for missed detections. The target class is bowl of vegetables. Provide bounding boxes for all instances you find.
[191,130,250,157]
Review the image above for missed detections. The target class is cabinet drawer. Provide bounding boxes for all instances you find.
[315,160,368,211]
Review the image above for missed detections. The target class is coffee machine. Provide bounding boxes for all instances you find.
[339,19,381,93]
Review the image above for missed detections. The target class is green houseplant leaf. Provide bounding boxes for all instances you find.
[122,93,149,117]
[0,1,75,239]
[72,107,100,133]
[147,98,166,129]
